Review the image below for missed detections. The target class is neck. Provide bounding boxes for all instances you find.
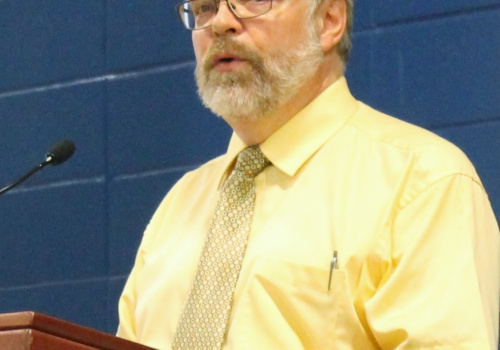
[225,59,344,146]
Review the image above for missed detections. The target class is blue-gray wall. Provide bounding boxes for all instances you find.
[0,0,499,341]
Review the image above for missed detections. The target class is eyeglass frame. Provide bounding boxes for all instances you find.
[176,0,274,31]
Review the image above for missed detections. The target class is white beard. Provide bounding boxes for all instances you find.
[195,24,323,123]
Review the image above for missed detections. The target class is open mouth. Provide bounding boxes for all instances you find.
[212,53,242,65]
[210,53,248,72]
[215,55,239,65]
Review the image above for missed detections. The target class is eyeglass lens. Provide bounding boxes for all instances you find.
[178,0,272,30]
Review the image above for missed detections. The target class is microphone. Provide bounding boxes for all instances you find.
[45,139,76,165]
[0,139,76,196]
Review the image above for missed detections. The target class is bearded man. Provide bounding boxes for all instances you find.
[117,0,500,348]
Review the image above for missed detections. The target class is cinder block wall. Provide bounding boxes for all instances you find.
[0,0,498,339]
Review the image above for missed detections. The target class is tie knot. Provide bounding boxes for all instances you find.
[234,146,270,179]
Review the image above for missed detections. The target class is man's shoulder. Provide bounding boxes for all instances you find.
[173,153,229,189]
[148,153,228,220]
[345,102,479,182]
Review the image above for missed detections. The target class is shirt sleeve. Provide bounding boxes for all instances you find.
[116,186,175,341]
[365,174,500,349]
[116,230,147,341]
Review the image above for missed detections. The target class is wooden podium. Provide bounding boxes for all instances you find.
[0,311,157,350]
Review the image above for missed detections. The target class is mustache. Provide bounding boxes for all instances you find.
[202,37,264,72]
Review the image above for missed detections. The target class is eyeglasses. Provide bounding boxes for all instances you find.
[176,0,273,30]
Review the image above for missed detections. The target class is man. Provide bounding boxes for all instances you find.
[117,0,500,348]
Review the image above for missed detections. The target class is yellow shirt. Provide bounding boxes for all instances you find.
[117,77,500,350]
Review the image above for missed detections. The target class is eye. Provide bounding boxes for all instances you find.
[199,3,214,13]
[192,0,216,15]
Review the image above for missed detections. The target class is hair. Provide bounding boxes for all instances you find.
[338,0,353,62]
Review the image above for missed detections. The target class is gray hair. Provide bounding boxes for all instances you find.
[338,0,353,62]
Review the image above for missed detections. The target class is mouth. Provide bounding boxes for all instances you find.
[218,56,236,63]
[212,54,248,71]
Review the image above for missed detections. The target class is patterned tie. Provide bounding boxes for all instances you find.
[172,146,270,350]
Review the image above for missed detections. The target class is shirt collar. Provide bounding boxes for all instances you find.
[219,77,358,186]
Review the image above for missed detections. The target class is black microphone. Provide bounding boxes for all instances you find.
[45,139,76,165]
[0,139,76,196]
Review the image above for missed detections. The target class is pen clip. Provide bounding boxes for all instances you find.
[328,250,338,291]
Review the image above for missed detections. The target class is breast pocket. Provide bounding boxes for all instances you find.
[236,256,347,350]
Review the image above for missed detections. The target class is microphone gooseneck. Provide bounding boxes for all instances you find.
[0,139,76,196]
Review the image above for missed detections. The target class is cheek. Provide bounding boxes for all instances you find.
[252,27,307,55]
[192,32,207,63]
[254,12,311,50]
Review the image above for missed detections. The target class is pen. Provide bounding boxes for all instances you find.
[328,250,338,291]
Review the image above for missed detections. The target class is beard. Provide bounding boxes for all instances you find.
[195,22,324,122]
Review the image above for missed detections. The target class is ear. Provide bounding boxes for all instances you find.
[316,0,347,52]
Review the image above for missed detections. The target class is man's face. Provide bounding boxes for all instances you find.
[192,0,324,122]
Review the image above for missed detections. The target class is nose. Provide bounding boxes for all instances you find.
[211,0,242,35]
